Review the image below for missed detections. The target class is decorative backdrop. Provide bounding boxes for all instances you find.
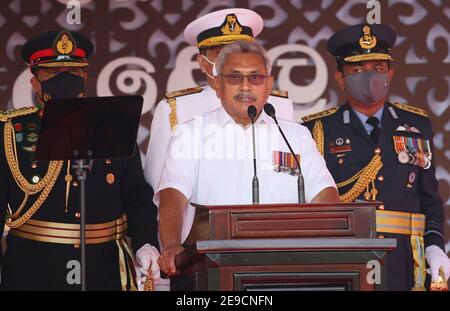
[1,0,449,251]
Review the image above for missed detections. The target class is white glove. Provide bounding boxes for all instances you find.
[135,244,161,291]
[425,245,450,282]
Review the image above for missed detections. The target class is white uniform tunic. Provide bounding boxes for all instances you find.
[155,106,336,242]
[143,85,294,192]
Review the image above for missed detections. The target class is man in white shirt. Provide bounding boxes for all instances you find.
[155,40,339,276]
[143,8,294,192]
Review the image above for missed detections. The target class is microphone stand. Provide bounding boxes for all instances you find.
[72,149,93,291]
[248,105,259,204]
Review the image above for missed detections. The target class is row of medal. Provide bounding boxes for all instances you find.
[393,135,431,169]
[272,150,300,176]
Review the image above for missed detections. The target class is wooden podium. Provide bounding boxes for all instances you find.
[172,202,396,291]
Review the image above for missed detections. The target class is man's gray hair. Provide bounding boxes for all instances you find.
[215,40,272,75]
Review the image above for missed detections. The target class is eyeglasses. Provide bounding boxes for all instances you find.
[220,73,269,85]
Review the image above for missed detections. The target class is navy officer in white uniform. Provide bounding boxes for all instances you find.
[144,8,294,193]
[155,40,339,276]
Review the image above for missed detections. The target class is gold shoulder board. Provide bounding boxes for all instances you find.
[270,89,288,98]
[0,107,38,122]
[165,87,203,99]
[302,107,339,123]
[393,103,428,117]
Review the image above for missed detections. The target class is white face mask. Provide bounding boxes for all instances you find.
[201,54,217,80]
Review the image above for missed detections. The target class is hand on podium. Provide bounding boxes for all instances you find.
[158,245,185,276]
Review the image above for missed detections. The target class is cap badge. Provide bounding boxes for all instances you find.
[359,25,377,49]
[221,14,243,35]
[55,32,74,55]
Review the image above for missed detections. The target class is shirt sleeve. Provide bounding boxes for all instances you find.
[153,122,198,207]
[297,124,337,202]
[143,99,172,191]
[418,117,445,249]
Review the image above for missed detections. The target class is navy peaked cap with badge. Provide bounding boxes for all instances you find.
[184,8,263,48]
[327,23,396,64]
[21,30,94,68]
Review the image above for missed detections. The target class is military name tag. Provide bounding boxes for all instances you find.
[329,138,352,154]
[329,145,352,153]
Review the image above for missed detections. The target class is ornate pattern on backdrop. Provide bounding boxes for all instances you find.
[0,0,449,250]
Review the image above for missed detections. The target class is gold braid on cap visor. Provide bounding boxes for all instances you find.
[344,53,393,63]
[198,34,254,48]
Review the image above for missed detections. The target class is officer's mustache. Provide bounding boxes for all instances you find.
[234,91,256,102]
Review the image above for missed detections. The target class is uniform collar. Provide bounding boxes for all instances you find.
[340,102,399,146]
[340,102,373,145]
[352,105,385,134]
[377,102,401,146]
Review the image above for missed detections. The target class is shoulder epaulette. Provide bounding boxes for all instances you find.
[0,107,38,122]
[270,89,288,98]
[393,103,428,117]
[301,107,339,123]
[164,87,203,99]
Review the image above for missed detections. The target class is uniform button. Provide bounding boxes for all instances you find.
[106,173,115,185]
[378,175,384,181]
[378,205,385,210]
[75,212,81,218]
[31,175,40,183]
[378,234,384,239]
[31,162,38,169]
[74,244,80,248]
[105,159,111,164]
[72,181,79,187]
[374,147,381,155]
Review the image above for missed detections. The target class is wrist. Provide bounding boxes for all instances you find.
[163,243,182,252]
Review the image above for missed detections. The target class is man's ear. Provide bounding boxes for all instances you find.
[30,75,40,94]
[267,75,274,92]
[388,67,394,81]
[335,71,345,90]
[213,76,222,99]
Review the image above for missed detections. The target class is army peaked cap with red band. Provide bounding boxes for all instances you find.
[21,30,94,68]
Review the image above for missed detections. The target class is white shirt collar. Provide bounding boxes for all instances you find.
[203,84,216,98]
[216,106,273,127]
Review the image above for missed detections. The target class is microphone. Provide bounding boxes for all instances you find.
[247,105,259,204]
[264,103,305,203]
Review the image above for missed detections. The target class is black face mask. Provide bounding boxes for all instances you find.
[40,71,86,102]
